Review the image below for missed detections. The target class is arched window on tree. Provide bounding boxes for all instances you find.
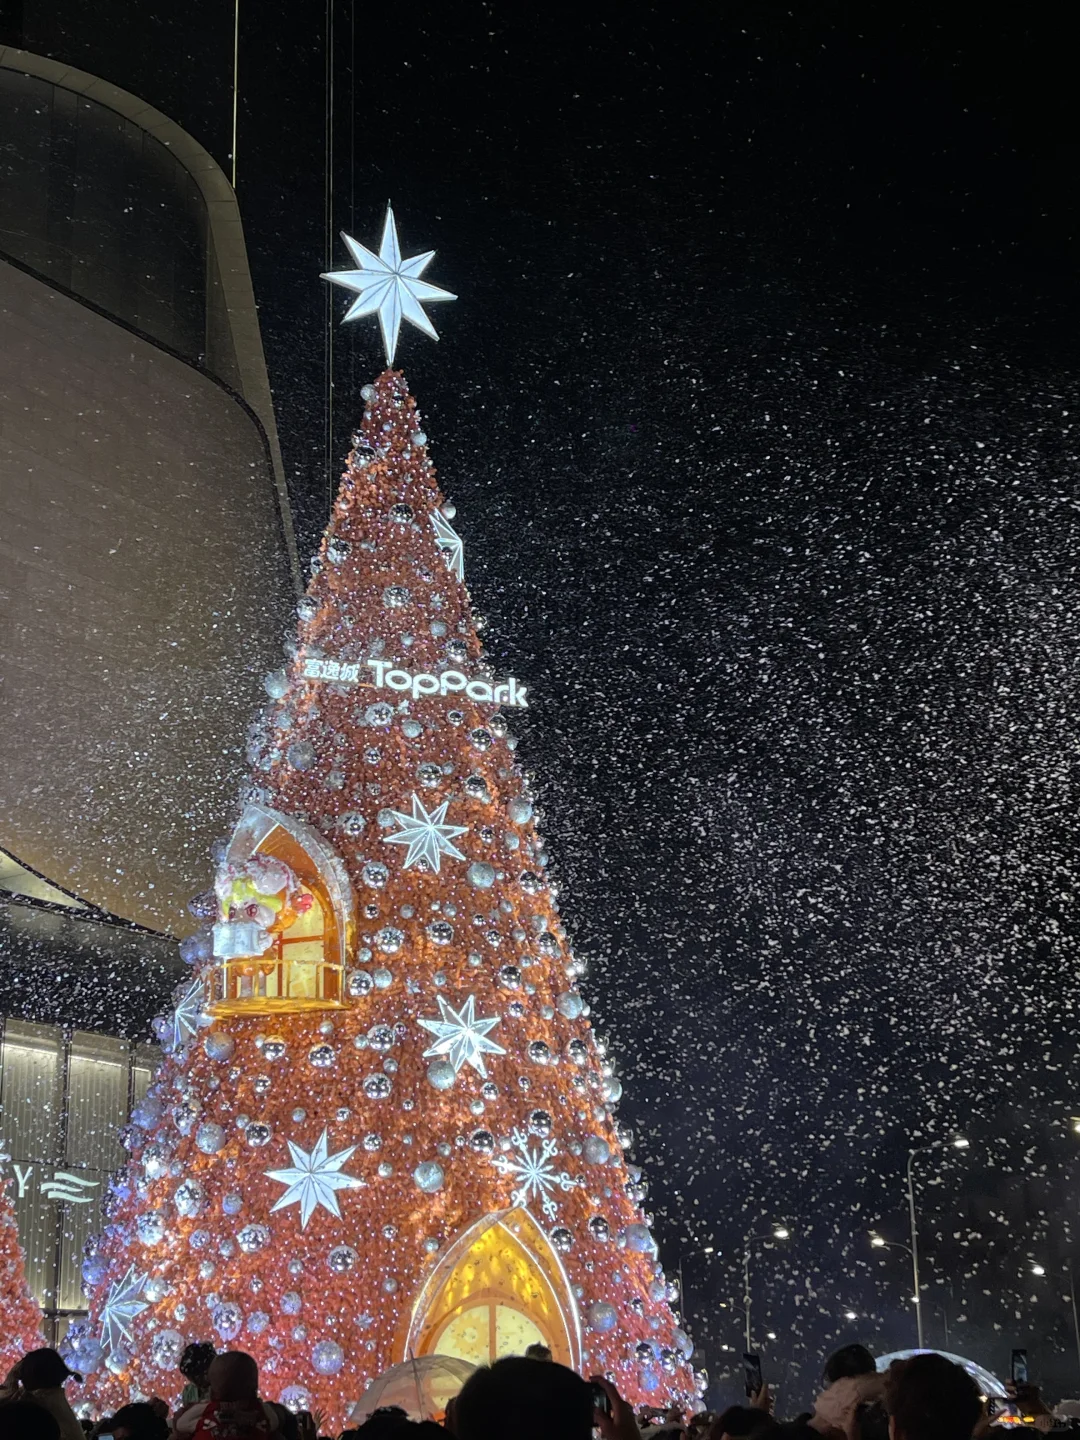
[407,1209,580,1370]
[208,804,355,1014]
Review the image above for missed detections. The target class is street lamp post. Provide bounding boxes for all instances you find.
[743,1227,789,1353]
[905,1149,926,1349]
[871,1235,956,1348]
[1031,1262,1080,1383]
[870,1234,917,1333]
[906,1137,969,1350]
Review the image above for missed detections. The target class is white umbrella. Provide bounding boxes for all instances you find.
[348,1355,476,1424]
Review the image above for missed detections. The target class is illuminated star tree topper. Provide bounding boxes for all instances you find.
[321,204,456,364]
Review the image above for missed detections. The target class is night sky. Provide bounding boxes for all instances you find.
[10,0,1080,1404]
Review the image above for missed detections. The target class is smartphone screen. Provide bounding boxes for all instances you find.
[744,1352,763,1398]
[1012,1350,1029,1386]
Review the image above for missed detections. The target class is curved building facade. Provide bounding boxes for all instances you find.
[0,50,299,1339]
[0,47,299,933]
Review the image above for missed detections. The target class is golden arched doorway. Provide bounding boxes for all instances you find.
[406,1209,580,1370]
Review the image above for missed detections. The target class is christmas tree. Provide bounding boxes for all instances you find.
[0,1155,43,1371]
[78,212,695,1422]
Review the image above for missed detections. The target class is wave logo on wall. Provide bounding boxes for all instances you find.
[41,1171,99,1204]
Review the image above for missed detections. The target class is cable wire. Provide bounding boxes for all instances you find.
[325,0,335,514]
[231,0,240,188]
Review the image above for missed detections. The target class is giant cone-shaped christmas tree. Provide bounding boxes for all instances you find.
[79,368,694,1419]
[0,1158,43,1370]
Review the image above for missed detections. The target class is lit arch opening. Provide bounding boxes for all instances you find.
[406,1209,580,1371]
[209,803,355,1015]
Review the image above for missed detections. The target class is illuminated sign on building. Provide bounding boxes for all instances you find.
[5,1162,100,1205]
[302,658,529,708]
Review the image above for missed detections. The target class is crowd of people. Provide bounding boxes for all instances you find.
[0,1336,1038,1440]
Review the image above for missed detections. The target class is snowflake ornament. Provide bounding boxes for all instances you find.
[265,1128,364,1228]
[384,793,468,872]
[419,994,505,1077]
[491,1127,581,1220]
[100,1264,150,1354]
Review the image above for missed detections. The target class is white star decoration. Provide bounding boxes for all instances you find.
[384,793,468,872]
[100,1264,149,1354]
[431,509,464,580]
[265,1128,364,1229]
[492,1128,581,1221]
[419,994,505,1077]
[321,205,456,364]
[167,977,208,1054]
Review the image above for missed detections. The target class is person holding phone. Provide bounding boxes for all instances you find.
[591,1376,645,1440]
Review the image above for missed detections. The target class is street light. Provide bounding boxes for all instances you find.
[1029,1262,1080,1382]
[743,1227,790,1353]
[844,1310,857,1321]
[906,1138,971,1348]
[869,1233,912,1259]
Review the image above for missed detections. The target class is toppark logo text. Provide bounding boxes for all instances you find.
[303,657,529,708]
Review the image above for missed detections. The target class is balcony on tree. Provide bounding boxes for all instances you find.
[208,803,354,1016]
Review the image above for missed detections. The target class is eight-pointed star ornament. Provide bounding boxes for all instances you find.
[163,976,209,1055]
[419,993,506,1077]
[99,1264,150,1355]
[431,508,465,580]
[321,204,456,364]
[384,793,468,872]
[265,1128,364,1229]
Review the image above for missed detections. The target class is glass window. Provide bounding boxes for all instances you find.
[494,1305,547,1357]
[132,1044,159,1108]
[435,1302,547,1367]
[66,1033,128,1170]
[268,882,326,998]
[0,1019,162,1333]
[0,1022,63,1305]
[0,70,206,364]
[0,1021,62,1164]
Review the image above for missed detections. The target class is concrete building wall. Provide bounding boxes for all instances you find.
[0,257,292,932]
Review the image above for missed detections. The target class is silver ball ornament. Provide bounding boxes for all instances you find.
[587,1301,618,1333]
[413,1160,445,1193]
[427,1060,456,1091]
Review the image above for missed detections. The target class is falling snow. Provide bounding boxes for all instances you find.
[1,3,1077,1408]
